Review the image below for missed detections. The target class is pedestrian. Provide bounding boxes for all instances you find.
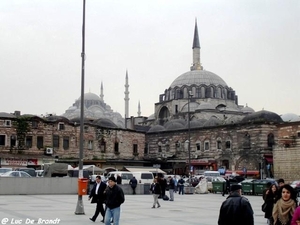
[291,205,300,225]
[222,176,230,197]
[218,184,254,225]
[158,175,167,198]
[129,176,137,195]
[116,174,122,184]
[168,176,175,201]
[104,176,125,225]
[263,183,278,224]
[174,176,178,193]
[270,184,297,225]
[178,176,185,195]
[150,177,161,208]
[88,175,107,223]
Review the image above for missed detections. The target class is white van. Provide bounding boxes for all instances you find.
[131,172,154,184]
[106,171,133,184]
[204,171,221,177]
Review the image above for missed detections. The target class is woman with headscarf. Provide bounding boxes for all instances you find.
[271,184,297,225]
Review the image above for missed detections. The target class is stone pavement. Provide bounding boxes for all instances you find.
[0,193,269,225]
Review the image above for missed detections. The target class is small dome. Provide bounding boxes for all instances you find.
[0,112,16,118]
[241,110,283,124]
[78,93,101,101]
[147,125,166,133]
[164,121,185,130]
[92,118,118,128]
[281,113,300,122]
[164,119,186,127]
[170,70,228,88]
[185,120,205,128]
[181,102,200,112]
[46,115,69,123]
[224,115,243,124]
[203,116,221,127]
[197,102,215,110]
[147,114,155,120]
[241,106,255,113]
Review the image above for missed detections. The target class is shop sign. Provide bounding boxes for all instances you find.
[1,158,28,166]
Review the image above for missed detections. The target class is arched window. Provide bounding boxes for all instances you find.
[267,133,275,150]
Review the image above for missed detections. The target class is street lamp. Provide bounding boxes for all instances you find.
[187,90,193,192]
[75,0,86,215]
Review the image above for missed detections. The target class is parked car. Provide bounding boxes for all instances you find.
[0,168,13,175]
[0,171,32,177]
[15,168,36,177]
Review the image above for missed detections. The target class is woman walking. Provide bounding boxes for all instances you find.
[264,184,278,224]
[271,184,297,225]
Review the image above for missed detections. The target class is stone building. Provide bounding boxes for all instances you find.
[0,112,145,170]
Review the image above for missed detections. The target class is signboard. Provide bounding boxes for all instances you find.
[1,158,28,166]
[153,164,161,168]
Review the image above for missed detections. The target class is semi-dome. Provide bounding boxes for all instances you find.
[241,110,283,124]
[281,113,300,122]
[170,70,228,88]
[164,121,185,130]
[203,116,221,127]
[241,105,255,113]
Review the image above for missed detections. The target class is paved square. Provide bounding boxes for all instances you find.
[0,193,268,225]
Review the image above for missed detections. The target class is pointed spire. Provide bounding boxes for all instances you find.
[137,101,141,117]
[192,18,200,49]
[100,81,104,101]
[190,18,202,71]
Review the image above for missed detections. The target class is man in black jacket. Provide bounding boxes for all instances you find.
[218,184,254,225]
[88,175,107,223]
[104,176,125,225]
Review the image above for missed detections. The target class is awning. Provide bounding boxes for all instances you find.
[124,166,166,174]
[265,157,273,163]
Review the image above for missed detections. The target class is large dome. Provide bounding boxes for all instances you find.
[78,93,101,101]
[170,70,228,88]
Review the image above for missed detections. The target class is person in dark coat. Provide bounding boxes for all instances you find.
[222,176,230,197]
[218,184,254,225]
[104,176,125,225]
[129,176,137,194]
[263,183,278,224]
[157,176,167,198]
[88,175,107,223]
[116,174,122,184]
[150,177,161,208]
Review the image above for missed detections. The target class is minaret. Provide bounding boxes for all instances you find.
[137,101,141,117]
[190,19,203,71]
[124,70,130,122]
[100,81,104,101]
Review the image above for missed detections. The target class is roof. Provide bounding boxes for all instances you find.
[124,166,166,174]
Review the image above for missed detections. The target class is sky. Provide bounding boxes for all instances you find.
[1,0,299,118]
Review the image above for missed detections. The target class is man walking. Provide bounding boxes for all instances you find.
[129,176,137,194]
[218,184,254,225]
[178,176,185,195]
[89,175,107,223]
[104,176,125,225]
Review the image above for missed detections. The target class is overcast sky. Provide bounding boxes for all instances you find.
[1,0,299,118]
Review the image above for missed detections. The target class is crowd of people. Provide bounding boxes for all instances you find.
[87,174,300,225]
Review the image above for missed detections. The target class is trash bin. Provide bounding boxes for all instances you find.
[253,180,268,195]
[78,178,89,195]
[241,181,254,195]
[212,181,225,194]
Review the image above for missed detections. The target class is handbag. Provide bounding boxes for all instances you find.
[261,202,267,212]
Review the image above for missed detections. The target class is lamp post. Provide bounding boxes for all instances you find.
[187,90,193,192]
[75,0,86,215]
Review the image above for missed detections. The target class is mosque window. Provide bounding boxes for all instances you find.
[58,123,65,131]
[114,142,119,153]
[100,139,106,152]
[63,136,69,150]
[144,143,149,154]
[4,120,11,127]
[267,133,275,149]
[204,141,210,151]
[243,133,251,149]
[196,142,201,151]
[196,88,201,98]
[88,140,93,150]
[217,140,222,150]
[158,146,162,152]
[32,121,38,129]
[225,140,231,149]
[0,135,5,145]
[133,144,138,154]
[37,136,43,149]
[26,136,32,148]
[53,135,59,148]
